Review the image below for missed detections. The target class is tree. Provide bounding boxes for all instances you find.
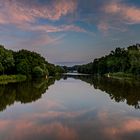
[77,44,140,76]
[0,45,15,74]
[0,62,4,74]
[0,44,65,77]
[32,66,44,77]
[16,59,30,75]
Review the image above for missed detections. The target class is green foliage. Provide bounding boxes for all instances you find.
[46,64,65,76]
[0,44,65,78]
[16,59,30,75]
[55,65,65,75]
[33,66,44,77]
[0,45,15,74]
[0,75,26,84]
[0,62,4,73]
[77,44,140,76]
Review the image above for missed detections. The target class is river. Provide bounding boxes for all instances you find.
[0,74,140,140]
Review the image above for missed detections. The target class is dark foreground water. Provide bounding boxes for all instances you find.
[0,75,140,140]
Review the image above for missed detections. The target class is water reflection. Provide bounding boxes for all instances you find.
[63,75,140,109]
[0,75,140,140]
[0,78,55,112]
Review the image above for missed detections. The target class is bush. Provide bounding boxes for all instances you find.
[32,66,44,77]
[0,74,26,84]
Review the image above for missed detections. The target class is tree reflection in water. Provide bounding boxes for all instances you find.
[0,78,55,112]
[63,75,140,109]
[0,74,140,112]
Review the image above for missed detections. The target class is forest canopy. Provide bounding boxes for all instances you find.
[77,44,140,76]
[0,45,65,78]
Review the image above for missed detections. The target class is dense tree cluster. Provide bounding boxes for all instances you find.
[0,45,65,77]
[77,44,140,76]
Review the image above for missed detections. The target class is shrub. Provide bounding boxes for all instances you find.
[32,66,44,77]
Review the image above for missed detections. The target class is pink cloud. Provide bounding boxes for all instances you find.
[28,24,87,33]
[98,111,140,140]
[31,122,77,140]
[48,0,77,20]
[0,104,96,140]
[123,119,140,132]
[0,0,77,25]
[0,23,86,51]
[97,21,127,33]
[104,1,140,24]
[11,33,66,50]
[0,119,78,140]
[104,119,140,140]
[97,22,110,32]
[0,0,86,47]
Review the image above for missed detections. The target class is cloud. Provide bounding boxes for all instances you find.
[76,0,130,33]
[104,119,140,140]
[104,1,140,24]
[0,0,90,53]
[0,0,87,49]
[10,33,66,50]
[97,21,127,33]
[0,120,78,140]
[97,22,110,32]
[0,0,77,25]
[28,24,87,33]
[98,110,140,140]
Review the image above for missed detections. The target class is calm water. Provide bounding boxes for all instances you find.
[0,75,140,140]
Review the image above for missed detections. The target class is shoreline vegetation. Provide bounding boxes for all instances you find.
[65,44,140,81]
[104,72,137,81]
[0,44,65,84]
[1,43,140,84]
[0,75,27,84]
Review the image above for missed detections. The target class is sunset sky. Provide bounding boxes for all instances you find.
[0,0,140,65]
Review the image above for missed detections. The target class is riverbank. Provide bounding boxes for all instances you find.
[104,72,137,81]
[0,75,27,84]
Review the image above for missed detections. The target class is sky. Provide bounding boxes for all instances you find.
[0,0,140,66]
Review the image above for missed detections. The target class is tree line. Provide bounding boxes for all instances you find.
[0,45,65,78]
[77,44,140,76]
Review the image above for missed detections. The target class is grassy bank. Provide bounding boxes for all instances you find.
[105,72,135,80]
[0,75,27,84]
